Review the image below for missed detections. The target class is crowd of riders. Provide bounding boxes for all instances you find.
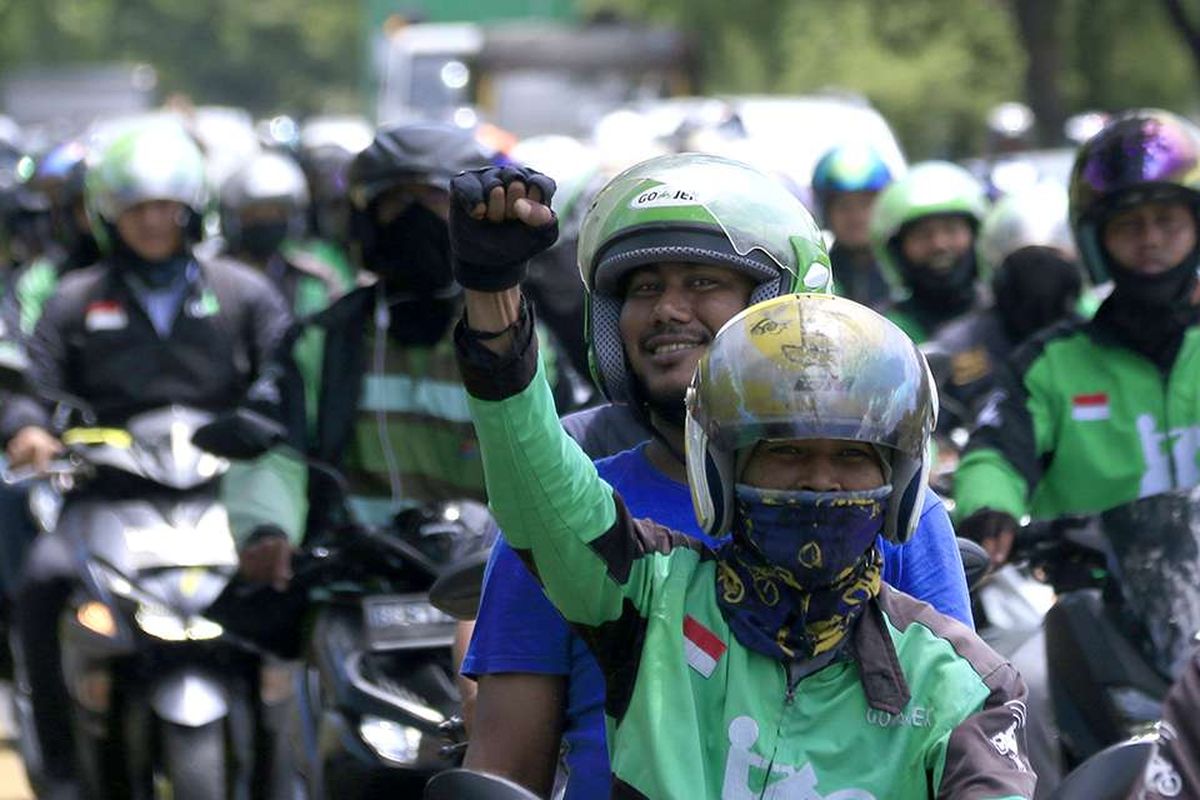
[0,94,1196,800]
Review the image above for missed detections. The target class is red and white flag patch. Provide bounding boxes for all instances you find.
[85,300,128,332]
[1071,393,1110,421]
[684,615,726,678]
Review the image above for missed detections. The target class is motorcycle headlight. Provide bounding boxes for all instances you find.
[134,604,223,641]
[359,716,423,766]
[135,604,188,641]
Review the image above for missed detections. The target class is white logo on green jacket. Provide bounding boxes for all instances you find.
[1137,414,1200,497]
[722,717,876,800]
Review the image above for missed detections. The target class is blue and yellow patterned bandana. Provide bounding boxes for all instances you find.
[715,485,888,661]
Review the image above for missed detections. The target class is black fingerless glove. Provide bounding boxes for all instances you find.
[449,166,559,292]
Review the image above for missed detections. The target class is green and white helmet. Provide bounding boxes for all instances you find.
[869,160,989,291]
[578,153,832,405]
[86,123,209,250]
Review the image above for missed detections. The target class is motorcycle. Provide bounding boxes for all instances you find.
[6,405,296,800]
[1016,487,1200,770]
[277,482,495,799]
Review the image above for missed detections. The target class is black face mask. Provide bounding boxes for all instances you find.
[239,221,290,262]
[371,204,454,297]
[1096,255,1200,370]
[896,246,978,317]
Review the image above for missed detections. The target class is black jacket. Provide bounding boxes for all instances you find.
[0,254,292,441]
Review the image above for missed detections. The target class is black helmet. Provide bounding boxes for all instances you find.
[348,123,495,211]
[347,123,495,276]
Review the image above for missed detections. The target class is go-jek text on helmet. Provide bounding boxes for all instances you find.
[219,150,311,250]
[685,293,936,542]
[578,152,832,406]
[810,143,895,224]
[869,161,989,291]
[978,180,1074,272]
[1069,108,1200,285]
[85,123,209,253]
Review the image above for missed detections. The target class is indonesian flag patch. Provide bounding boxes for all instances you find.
[85,300,128,331]
[1071,393,1110,421]
[684,615,726,678]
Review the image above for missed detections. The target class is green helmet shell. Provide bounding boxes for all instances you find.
[86,123,209,248]
[578,153,831,405]
[869,161,989,292]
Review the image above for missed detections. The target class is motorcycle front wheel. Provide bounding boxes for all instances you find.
[160,720,227,800]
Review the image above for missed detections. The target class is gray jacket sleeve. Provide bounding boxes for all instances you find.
[937,661,1037,799]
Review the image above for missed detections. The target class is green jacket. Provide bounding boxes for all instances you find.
[956,319,1200,522]
[458,315,1034,799]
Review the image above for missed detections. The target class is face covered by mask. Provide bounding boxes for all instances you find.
[715,484,890,662]
[896,246,979,317]
[1097,243,1200,370]
[239,220,291,262]
[370,202,460,345]
[372,203,454,297]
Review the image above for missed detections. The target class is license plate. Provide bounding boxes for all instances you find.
[362,594,456,650]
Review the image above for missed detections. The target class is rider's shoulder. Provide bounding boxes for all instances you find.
[195,252,283,301]
[49,262,111,302]
[1008,316,1090,375]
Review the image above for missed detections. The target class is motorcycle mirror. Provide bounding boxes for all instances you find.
[191,409,287,460]
[957,537,992,592]
[1047,739,1153,800]
[424,769,541,800]
[429,549,491,621]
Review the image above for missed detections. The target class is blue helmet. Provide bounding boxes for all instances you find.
[811,143,894,223]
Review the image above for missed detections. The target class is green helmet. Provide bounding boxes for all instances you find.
[869,160,989,292]
[578,153,831,406]
[86,123,209,251]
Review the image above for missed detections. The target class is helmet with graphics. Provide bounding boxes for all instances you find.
[869,160,989,293]
[978,180,1074,272]
[578,153,832,407]
[685,293,936,541]
[810,142,895,224]
[85,122,209,252]
[1068,108,1200,285]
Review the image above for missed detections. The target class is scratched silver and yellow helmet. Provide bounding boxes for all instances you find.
[685,293,936,542]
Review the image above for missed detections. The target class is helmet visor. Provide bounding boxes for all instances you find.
[688,294,934,460]
[578,153,825,287]
[1071,112,1200,222]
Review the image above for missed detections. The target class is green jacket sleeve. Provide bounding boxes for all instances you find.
[955,341,1057,521]
[458,311,698,628]
[222,447,309,545]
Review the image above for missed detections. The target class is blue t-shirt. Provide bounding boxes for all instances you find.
[463,443,971,799]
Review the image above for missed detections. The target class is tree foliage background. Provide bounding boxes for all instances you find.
[0,0,1197,158]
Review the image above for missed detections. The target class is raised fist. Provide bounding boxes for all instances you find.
[449,166,559,292]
